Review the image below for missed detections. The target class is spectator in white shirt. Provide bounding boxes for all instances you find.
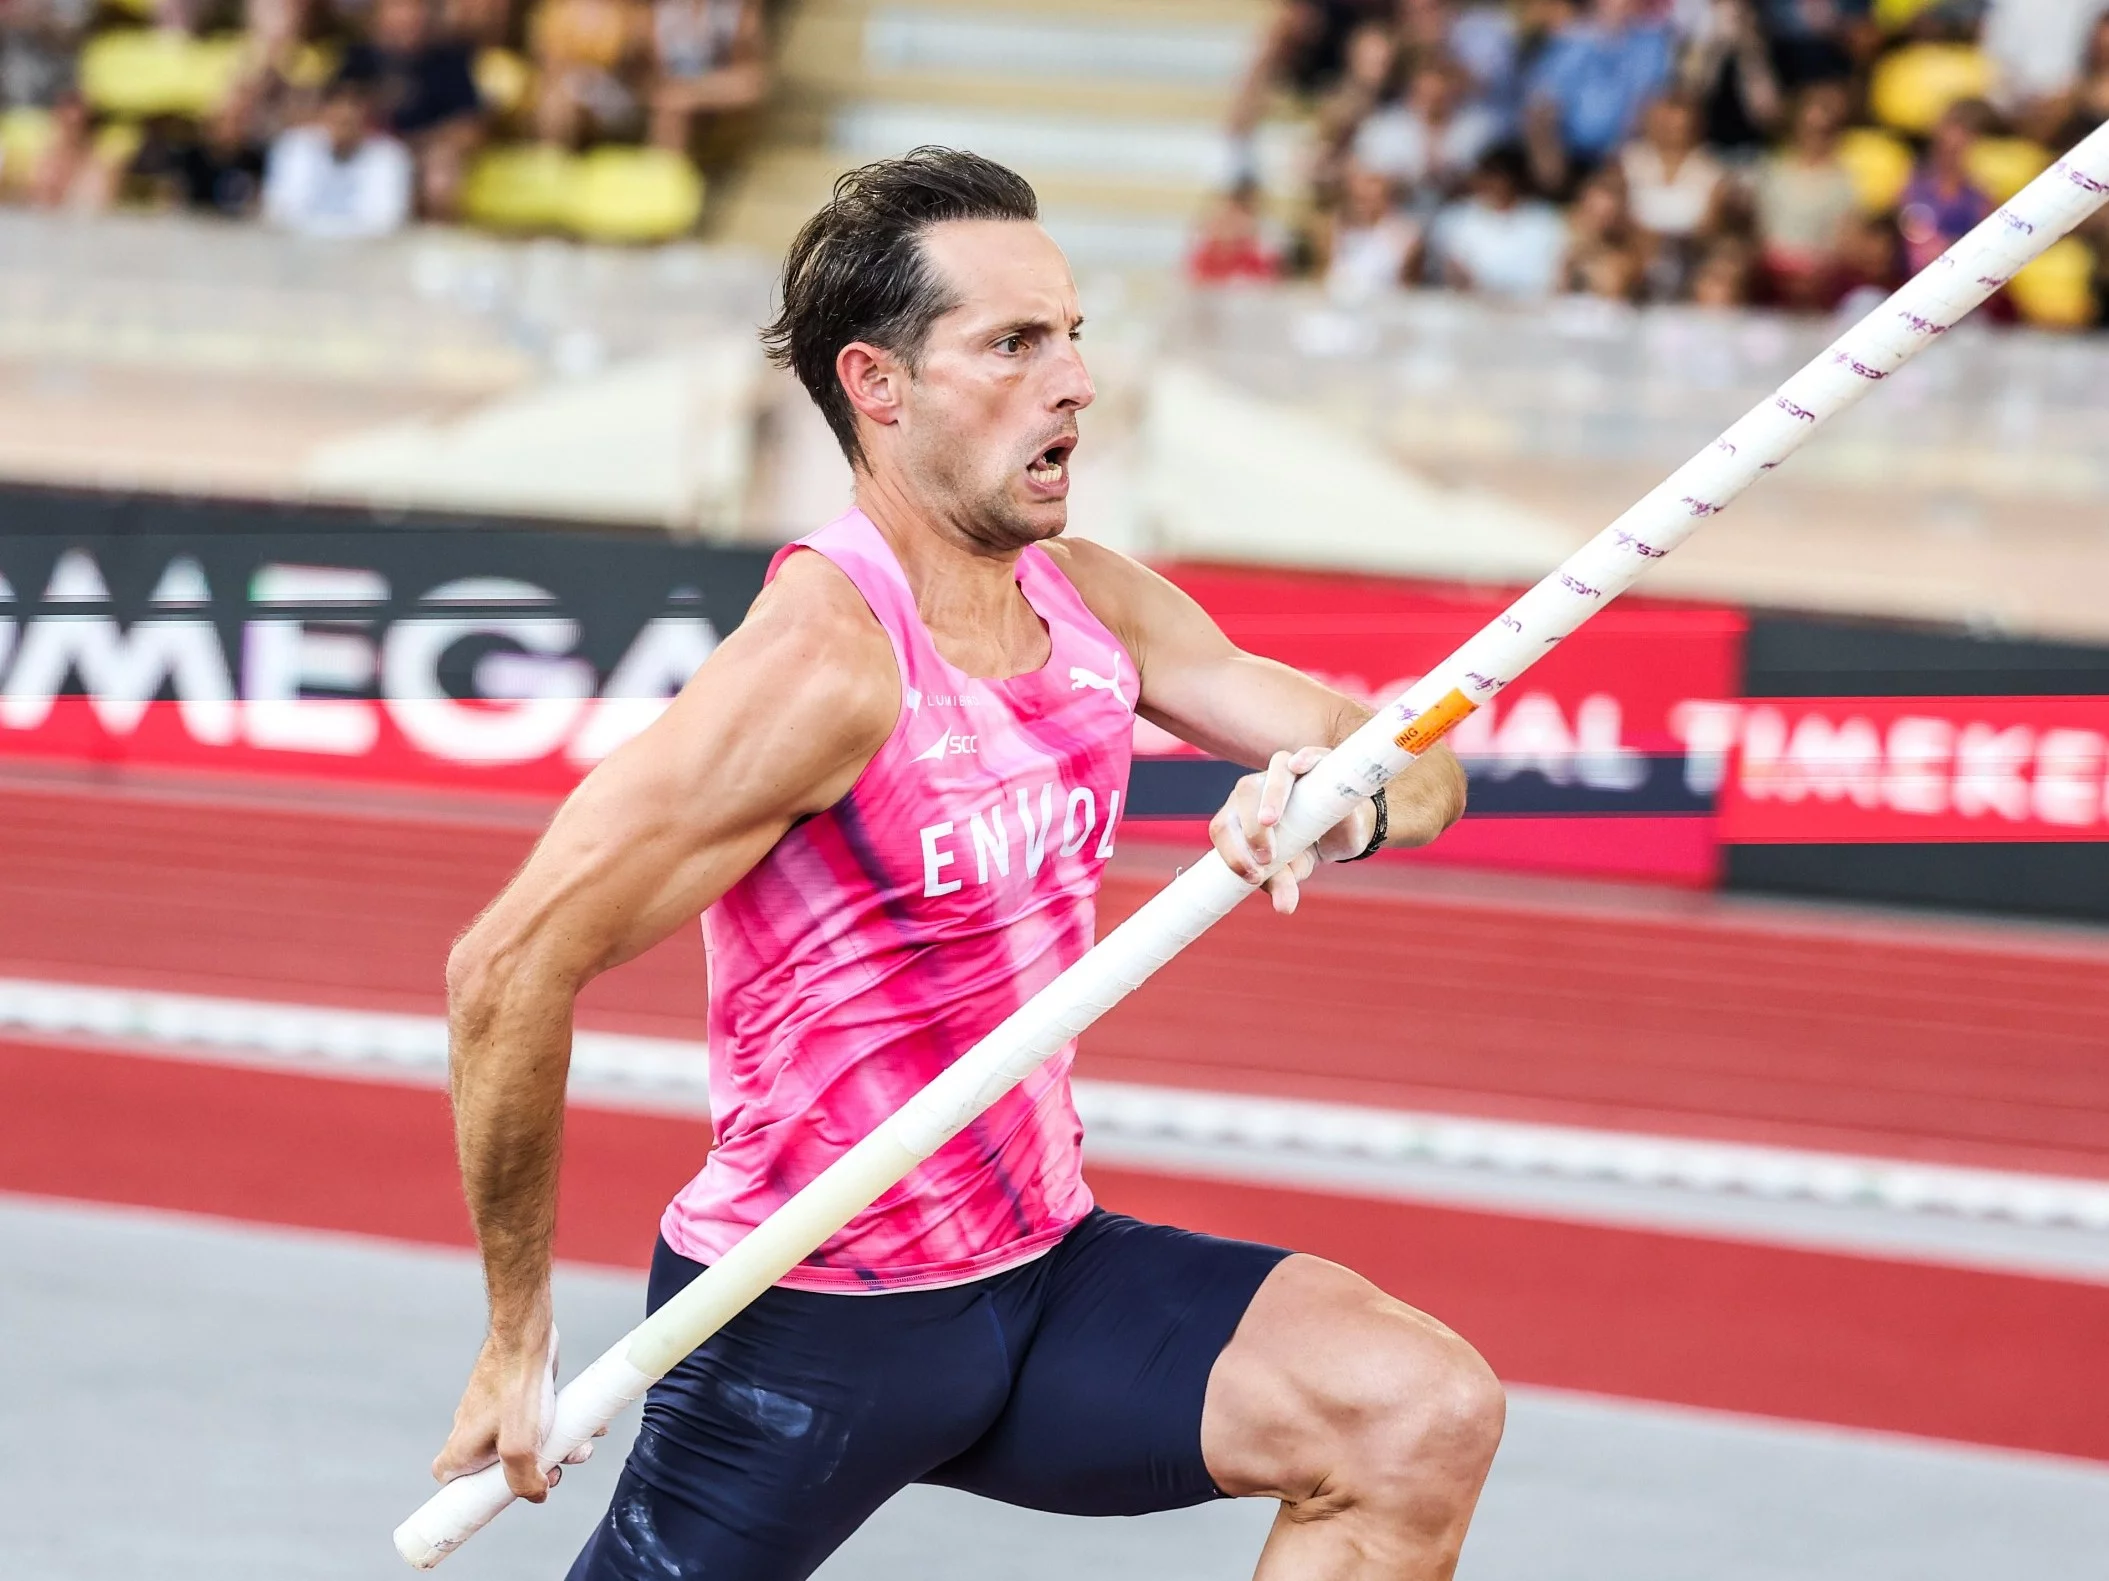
[1431,145,1568,299]
[262,82,414,240]
[1620,91,1723,241]
[1982,0,2109,121]
[1322,159,1423,302]
[1354,55,1500,207]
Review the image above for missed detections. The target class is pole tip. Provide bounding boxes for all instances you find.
[393,1519,451,1570]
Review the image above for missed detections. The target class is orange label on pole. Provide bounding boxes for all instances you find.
[1393,688,1479,756]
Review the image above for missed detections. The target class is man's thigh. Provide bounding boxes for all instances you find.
[924,1211,1291,1518]
[1197,1252,1498,1504]
[568,1240,1014,1581]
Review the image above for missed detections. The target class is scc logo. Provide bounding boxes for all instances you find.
[913,730,980,763]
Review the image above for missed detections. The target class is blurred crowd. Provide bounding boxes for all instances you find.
[2,0,2102,319]
[0,0,764,237]
[1196,0,2109,328]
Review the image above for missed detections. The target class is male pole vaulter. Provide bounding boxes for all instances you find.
[432,148,1500,1580]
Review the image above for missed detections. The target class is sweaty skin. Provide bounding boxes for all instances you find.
[435,218,1489,1581]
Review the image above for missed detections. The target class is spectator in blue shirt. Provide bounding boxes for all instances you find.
[1523,0,1674,189]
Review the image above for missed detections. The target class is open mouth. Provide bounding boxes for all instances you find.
[1027,438,1075,488]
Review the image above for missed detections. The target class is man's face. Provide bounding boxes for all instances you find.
[868,219,1094,553]
[1646,96,1694,149]
[321,93,366,152]
[1410,65,1459,120]
[375,0,428,51]
[1343,163,1392,224]
[1474,167,1518,209]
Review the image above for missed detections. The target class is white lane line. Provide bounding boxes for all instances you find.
[1072,1086,2109,1234]
[6,976,2108,1234]
[0,977,707,1101]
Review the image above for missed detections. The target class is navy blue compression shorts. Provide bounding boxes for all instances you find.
[566,1209,1291,1581]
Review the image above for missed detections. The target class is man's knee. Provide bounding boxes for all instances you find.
[1206,1256,1502,1536]
[1296,1322,1505,1524]
[1366,1333,1505,1493]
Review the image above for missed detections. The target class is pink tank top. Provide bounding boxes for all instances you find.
[660,509,1135,1292]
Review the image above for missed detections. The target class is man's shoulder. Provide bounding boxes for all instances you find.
[745,548,898,678]
[1036,535,1147,613]
[770,540,874,606]
[334,42,383,78]
[1036,534,1117,575]
[1039,536,1185,671]
[672,547,897,758]
[361,132,414,170]
[267,125,328,167]
[416,41,479,81]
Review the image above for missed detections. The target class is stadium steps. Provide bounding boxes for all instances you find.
[4,772,2106,1180]
[773,0,1252,125]
[718,146,1222,269]
[718,0,1287,265]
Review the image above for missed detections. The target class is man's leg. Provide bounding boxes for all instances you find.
[917,1213,1500,1579]
[1202,1255,1506,1581]
[568,1238,1017,1581]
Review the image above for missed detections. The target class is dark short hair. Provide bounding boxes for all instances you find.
[761,147,1040,466]
[1473,144,1531,189]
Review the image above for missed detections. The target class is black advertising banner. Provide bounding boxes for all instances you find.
[0,484,771,794]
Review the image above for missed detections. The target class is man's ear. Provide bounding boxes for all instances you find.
[837,342,905,431]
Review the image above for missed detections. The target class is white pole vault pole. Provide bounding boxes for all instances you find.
[395,124,2109,1568]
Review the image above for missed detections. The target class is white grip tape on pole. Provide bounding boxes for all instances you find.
[393,123,2109,1567]
[393,1348,655,1567]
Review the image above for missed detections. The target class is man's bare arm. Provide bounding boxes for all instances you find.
[1049,539,1467,854]
[432,553,895,1500]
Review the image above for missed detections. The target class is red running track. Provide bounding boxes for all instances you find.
[6,1035,2107,1463]
[10,773,2109,1461]
[5,775,2108,1176]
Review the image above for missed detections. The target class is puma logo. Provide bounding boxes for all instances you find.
[1069,652,1125,705]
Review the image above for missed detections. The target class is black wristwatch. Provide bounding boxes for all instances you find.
[1340,788,1388,862]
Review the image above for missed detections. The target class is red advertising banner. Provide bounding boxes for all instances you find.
[1716,696,2109,843]
[1145,564,1747,885]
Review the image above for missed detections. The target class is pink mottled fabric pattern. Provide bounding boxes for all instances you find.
[661,509,1137,1291]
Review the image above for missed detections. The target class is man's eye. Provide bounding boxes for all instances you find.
[997,335,1024,353]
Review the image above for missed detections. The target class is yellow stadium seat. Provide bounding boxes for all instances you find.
[462,142,578,231]
[0,106,55,188]
[1836,127,1915,213]
[287,42,341,91]
[1965,136,2052,203]
[186,35,248,110]
[2008,237,2097,329]
[79,30,188,117]
[95,120,144,166]
[565,146,703,243]
[78,29,247,119]
[474,48,534,118]
[1868,44,1994,135]
[1872,0,1940,31]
